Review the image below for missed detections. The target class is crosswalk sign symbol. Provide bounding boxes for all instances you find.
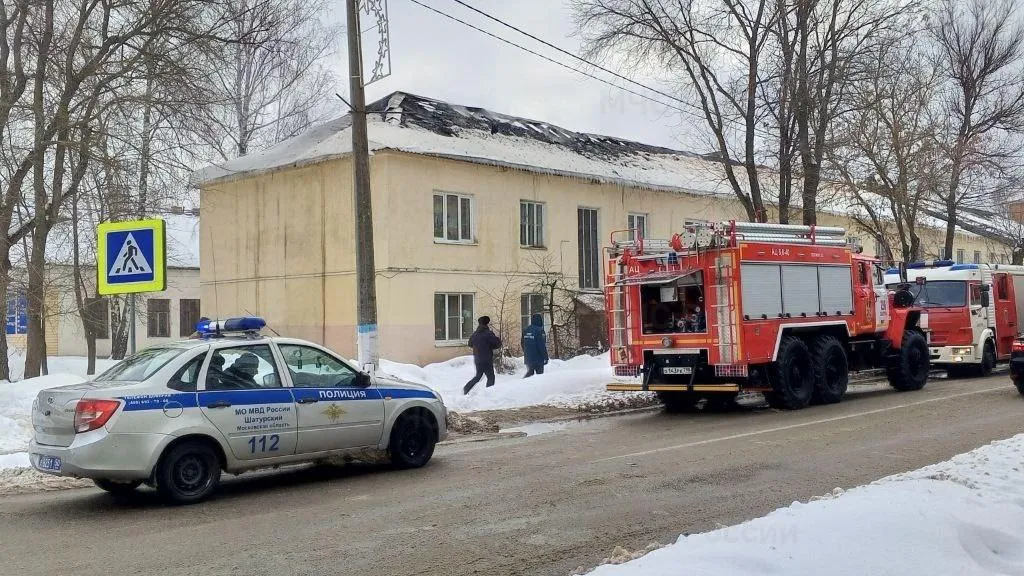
[109,233,154,277]
[97,219,166,295]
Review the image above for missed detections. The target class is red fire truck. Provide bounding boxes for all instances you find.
[883,261,1024,376]
[605,221,931,411]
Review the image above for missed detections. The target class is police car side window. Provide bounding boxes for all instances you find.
[206,345,282,391]
[168,352,207,392]
[279,344,357,388]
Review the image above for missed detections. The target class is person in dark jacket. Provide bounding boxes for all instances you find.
[463,316,501,394]
[522,313,549,378]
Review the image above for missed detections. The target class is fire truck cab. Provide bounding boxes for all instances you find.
[606,221,930,411]
[883,261,1024,376]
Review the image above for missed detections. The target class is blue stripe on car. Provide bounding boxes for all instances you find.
[118,387,434,411]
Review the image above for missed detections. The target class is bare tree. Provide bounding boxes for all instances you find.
[194,0,339,159]
[827,35,942,263]
[523,253,581,359]
[934,0,1024,257]
[573,0,776,223]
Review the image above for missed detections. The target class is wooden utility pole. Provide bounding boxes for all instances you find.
[347,0,379,371]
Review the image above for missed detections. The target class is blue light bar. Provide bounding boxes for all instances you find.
[196,317,266,336]
[949,264,980,271]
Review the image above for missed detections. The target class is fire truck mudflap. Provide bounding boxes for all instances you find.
[604,221,930,412]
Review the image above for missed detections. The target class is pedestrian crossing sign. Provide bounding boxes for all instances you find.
[97,219,166,295]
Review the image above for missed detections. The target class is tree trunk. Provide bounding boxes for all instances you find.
[801,161,820,226]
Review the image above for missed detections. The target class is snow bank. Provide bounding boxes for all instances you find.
[586,434,1024,576]
[377,352,635,413]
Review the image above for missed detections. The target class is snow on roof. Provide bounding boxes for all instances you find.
[191,91,1014,245]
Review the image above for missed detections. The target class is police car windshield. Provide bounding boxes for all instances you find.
[94,347,188,382]
[888,280,967,308]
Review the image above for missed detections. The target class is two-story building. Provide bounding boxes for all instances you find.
[193,91,1007,364]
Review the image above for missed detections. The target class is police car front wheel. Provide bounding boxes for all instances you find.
[389,410,438,469]
[155,440,222,505]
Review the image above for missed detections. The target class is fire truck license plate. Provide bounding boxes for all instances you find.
[662,367,693,375]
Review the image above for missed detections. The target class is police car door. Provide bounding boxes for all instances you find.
[278,343,385,453]
[198,344,298,461]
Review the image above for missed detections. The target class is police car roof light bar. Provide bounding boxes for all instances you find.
[195,317,267,339]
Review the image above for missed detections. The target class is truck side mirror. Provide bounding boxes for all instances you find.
[981,285,991,308]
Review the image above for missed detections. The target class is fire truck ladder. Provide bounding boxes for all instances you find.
[609,260,630,365]
[711,255,739,367]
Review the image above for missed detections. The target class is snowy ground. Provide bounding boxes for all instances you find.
[377,352,639,413]
[584,434,1024,576]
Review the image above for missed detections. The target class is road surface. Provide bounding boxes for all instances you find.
[2,375,1022,576]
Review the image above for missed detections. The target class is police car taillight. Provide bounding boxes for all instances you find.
[1013,340,1024,354]
[74,399,120,433]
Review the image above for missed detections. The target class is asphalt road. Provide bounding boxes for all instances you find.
[2,375,1022,576]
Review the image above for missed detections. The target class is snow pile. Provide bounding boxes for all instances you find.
[586,434,1024,576]
[377,352,639,413]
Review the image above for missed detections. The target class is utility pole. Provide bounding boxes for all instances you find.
[347,0,379,371]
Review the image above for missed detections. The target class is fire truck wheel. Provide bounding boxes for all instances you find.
[767,336,815,410]
[657,391,699,413]
[887,331,930,392]
[975,339,996,377]
[811,336,848,404]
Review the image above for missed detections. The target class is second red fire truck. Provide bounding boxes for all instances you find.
[883,261,1024,376]
[605,221,931,411]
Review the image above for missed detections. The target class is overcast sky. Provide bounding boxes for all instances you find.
[326,0,706,151]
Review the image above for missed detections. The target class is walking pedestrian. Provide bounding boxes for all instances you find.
[522,313,549,378]
[463,316,501,394]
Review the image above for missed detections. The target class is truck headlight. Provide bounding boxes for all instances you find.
[662,337,673,348]
[952,347,973,356]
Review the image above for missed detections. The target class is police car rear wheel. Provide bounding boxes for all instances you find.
[390,411,437,469]
[155,441,221,505]
[93,478,142,496]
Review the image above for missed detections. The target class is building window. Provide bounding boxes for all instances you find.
[521,293,545,330]
[433,192,473,242]
[628,213,648,242]
[179,299,201,337]
[956,248,964,263]
[84,297,109,340]
[434,293,474,342]
[147,298,170,338]
[520,201,545,248]
[938,247,947,260]
[973,251,981,264]
[578,207,600,290]
[5,293,27,335]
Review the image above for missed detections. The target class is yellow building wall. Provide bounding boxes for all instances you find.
[201,150,1012,365]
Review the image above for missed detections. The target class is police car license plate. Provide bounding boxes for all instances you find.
[37,456,61,472]
[662,367,693,375]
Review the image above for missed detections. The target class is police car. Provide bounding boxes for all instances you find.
[28,317,448,504]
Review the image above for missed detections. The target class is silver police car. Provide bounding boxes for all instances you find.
[28,320,447,504]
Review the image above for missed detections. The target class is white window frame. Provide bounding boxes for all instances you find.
[627,213,648,242]
[434,292,475,345]
[520,200,545,248]
[521,293,546,330]
[973,250,981,264]
[433,192,475,244]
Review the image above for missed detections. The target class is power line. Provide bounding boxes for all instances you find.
[412,0,770,137]
[405,0,711,126]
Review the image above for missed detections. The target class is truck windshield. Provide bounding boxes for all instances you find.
[895,280,967,308]
[93,347,188,382]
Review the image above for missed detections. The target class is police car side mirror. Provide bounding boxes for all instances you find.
[354,372,371,387]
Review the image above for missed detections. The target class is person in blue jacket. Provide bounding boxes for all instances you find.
[522,313,549,378]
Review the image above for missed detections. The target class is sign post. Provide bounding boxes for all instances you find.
[97,219,167,355]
